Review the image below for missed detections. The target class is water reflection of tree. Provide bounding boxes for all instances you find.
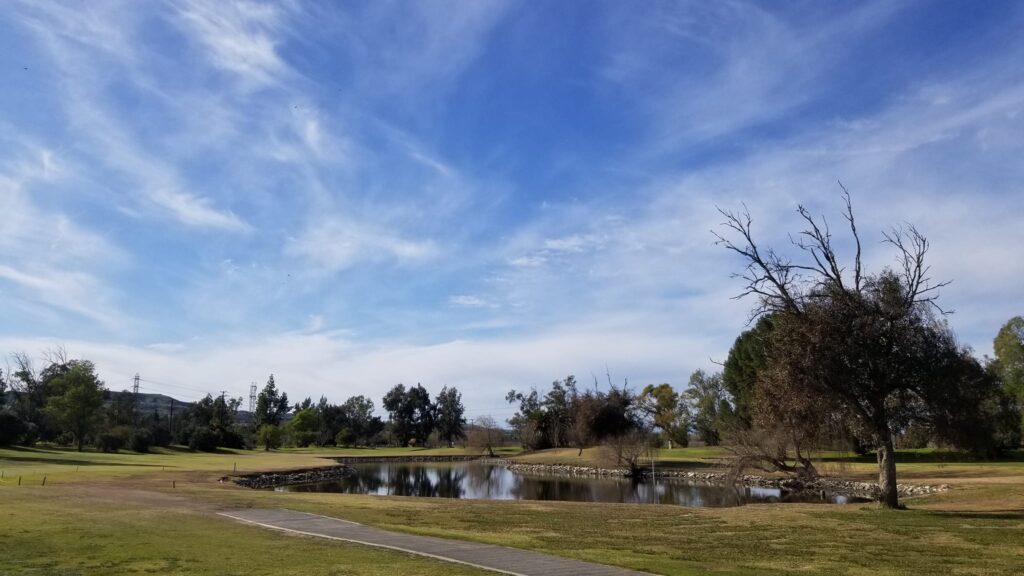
[434,465,467,498]
[465,464,510,500]
[288,463,860,507]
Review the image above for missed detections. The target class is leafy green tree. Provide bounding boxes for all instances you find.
[409,384,435,446]
[722,315,774,429]
[256,424,283,450]
[254,374,289,428]
[293,396,314,413]
[638,383,689,447]
[106,390,136,427]
[684,370,729,446]
[435,386,466,447]
[505,387,547,449]
[290,407,319,447]
[340,395,383,445]
[175,394,243,450]
[993,316,1024,437]
[383,384,435,446]
[383,384,414,445]
[44,361,105,451]
[334,426,355,447]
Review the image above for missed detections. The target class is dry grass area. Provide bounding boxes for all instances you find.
[2,445,1023,575]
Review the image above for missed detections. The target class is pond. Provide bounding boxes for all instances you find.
[275,461,866,507]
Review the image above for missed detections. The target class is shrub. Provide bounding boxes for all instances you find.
[129,429,153,453]
[220,427,246,449]
[0,412,26,446]
[95,426,131,452]
[256,424,283,450]
[150,425,172,447]
[189,428,220,452]
[334,427,355,447]
[97,432,126,453]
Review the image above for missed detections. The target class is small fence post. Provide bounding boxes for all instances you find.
[42,476,46,486]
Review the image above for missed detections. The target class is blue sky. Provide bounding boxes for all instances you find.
[2,1,1022,420]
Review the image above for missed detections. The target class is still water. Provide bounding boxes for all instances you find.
[277,462,864,507]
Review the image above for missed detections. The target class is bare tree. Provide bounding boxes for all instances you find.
[467,416,504,457]
[600,429,653,477]
[714,187,952,508]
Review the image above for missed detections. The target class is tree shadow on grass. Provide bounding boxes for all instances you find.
[816,449,1024,465]
[0,454,166,467]
[927,509,1024,521]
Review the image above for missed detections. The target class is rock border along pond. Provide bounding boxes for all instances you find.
[234,465,356,489]
[501,462,950,498]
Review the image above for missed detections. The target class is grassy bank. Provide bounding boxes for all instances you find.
[2,445,1023,575]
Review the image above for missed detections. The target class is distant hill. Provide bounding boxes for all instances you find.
[4,390,288,426]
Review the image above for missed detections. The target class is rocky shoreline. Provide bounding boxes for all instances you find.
[504,463,950,498]
[234,465,355,489]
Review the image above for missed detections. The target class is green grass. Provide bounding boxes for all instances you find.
[2,445,1023,575]
[0,487,489,576]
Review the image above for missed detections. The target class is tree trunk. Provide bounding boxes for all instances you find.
[877,435,899,508]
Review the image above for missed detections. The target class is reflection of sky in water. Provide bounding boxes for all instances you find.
[278,463,868,508]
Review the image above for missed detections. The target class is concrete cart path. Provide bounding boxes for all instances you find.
[219,508,654,576]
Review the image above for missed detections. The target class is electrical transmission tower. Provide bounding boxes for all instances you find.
[132,373,141,426]
[249,382,257,412]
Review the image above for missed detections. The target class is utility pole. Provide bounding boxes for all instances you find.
[169,397,174,437]
[132,373,141,426]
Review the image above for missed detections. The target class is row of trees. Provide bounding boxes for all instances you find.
[506,376,639,454]
[381,383,466,447]
[0,357,472,453]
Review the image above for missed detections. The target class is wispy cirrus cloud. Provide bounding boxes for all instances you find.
[1,0,1021,411]
[0,141,123,328]
[285,217,439,274]
[173,0,294,88]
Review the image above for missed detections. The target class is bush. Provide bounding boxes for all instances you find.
[220,427,246,449]
[334,427,355,447]
[0,412,26,446]
[257,424,283,450]
[189,428,220,452]
[291,430,318,447]
[150,425,172,447]
[95,426,131,452]
[97,432,126,453]
[129,429,152,453]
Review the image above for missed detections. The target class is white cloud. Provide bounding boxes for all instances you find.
[285,217,438,273]
[601,0,903,146]
[0,142,124,327]
[173,0,291,87]
[147,188,250,232]
[449,295,495,309]
[0,318,721,419]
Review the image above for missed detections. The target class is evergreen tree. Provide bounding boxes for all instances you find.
[435,386,466,447]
